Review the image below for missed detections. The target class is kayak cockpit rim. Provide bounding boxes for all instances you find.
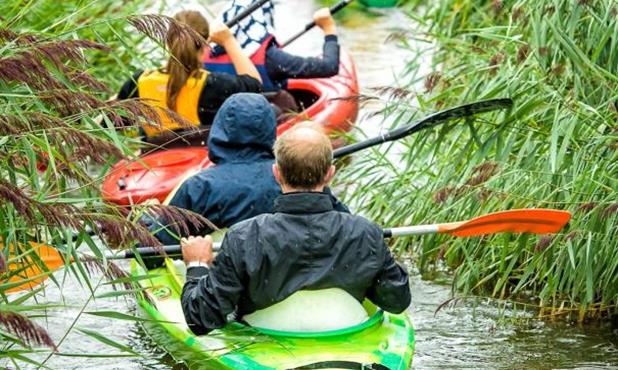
[162,258,387,339]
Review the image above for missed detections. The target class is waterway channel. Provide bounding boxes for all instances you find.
[16,0,618,369]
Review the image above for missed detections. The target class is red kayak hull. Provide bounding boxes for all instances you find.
[101,51,359,206]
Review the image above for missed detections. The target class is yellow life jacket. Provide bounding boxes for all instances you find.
[137,69,208,138]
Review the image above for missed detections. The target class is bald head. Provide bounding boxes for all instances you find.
[273,122,335,192]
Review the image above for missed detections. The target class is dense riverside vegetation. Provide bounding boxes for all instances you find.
[338,0,617,320]
[0,0,207,366]
[0,0,614,366]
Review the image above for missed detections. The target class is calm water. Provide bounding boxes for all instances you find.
[14,1,618,369]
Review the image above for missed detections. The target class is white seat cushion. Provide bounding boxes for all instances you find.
[243,288,368,332]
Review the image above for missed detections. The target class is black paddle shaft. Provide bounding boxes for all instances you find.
[121,245,182,259]
[332,98,513,159]
[280,0,354,48]
[112,227,399,260]
[225,0,272,27]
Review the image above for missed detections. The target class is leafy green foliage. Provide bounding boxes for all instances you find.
[338,0,617,319]
[0,0,211,366]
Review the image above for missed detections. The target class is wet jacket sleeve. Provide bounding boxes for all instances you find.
[198,73,263,125]
[266,35,340,80]
[181,237,245,335]
[117,70,144,100]
[365,232,411,314]
[150,175,216,245]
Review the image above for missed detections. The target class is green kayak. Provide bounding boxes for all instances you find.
[358,0,398,8]
[132,259,415,369]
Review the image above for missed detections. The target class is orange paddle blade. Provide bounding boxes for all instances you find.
[2,242,65,293]
[437,209,572,237]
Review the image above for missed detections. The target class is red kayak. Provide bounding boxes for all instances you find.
[101,51,359,206]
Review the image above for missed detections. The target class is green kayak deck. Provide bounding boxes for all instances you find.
[359,0,398,8]
[132,259,415,369]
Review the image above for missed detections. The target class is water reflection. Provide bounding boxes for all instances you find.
[408,269,618,369]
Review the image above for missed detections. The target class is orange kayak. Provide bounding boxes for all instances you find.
[101,51,359,206]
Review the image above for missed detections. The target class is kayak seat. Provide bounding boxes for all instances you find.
[244,288,368,333]
[171,261,369,333]
[266,90,300,125]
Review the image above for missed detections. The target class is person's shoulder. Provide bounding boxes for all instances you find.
[204,71,233,88]
[222,213,273,250]
[182,168,216,187]
[337,211,376,225]
[228,212,272,233]
[205,72,261,91]
[205,71,229,81]
[337,212,382,235]
[205,71,245,83]
[174,166,225,199]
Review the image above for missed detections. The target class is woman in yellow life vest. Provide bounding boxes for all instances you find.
[117,10,263,142]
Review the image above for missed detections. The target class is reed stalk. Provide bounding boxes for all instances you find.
[338,0,617,320]
[0,0,208,366]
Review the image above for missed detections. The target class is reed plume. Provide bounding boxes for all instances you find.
[424,72,442,93]
[0,39,108,91]
[90,215,162,250]
[371,86,417,101]
[576,202,597,213]
[67,70,112,93]
[142,204,218,236]
[128,14,206,50]
[79,255,131,290]
[0,252,5,273]
[601,203,618,218]
[0,28,37,44]
[0,311,56,350]
[535,235,554,252]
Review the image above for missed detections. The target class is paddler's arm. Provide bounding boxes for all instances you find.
[365,228,411,314]
[265,8,340,80]
[210,23,262,83]
[181,235,244,335]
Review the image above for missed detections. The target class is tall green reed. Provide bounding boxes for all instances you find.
[338,0,617,320]
[0,0,209,366]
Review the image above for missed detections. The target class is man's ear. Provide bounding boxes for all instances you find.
[324,165,336,184]
[272,163,282,185]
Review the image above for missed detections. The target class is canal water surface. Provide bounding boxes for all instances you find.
[17,0,618,369]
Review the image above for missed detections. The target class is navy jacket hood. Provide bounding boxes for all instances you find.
[208,93,276,164]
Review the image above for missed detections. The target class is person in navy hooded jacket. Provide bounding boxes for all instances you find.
[204,1,339,94]
[148,93,347,249]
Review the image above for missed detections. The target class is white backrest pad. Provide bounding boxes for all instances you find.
[243,288,369,332]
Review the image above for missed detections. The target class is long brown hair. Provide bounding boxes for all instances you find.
[165,11,210,111]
